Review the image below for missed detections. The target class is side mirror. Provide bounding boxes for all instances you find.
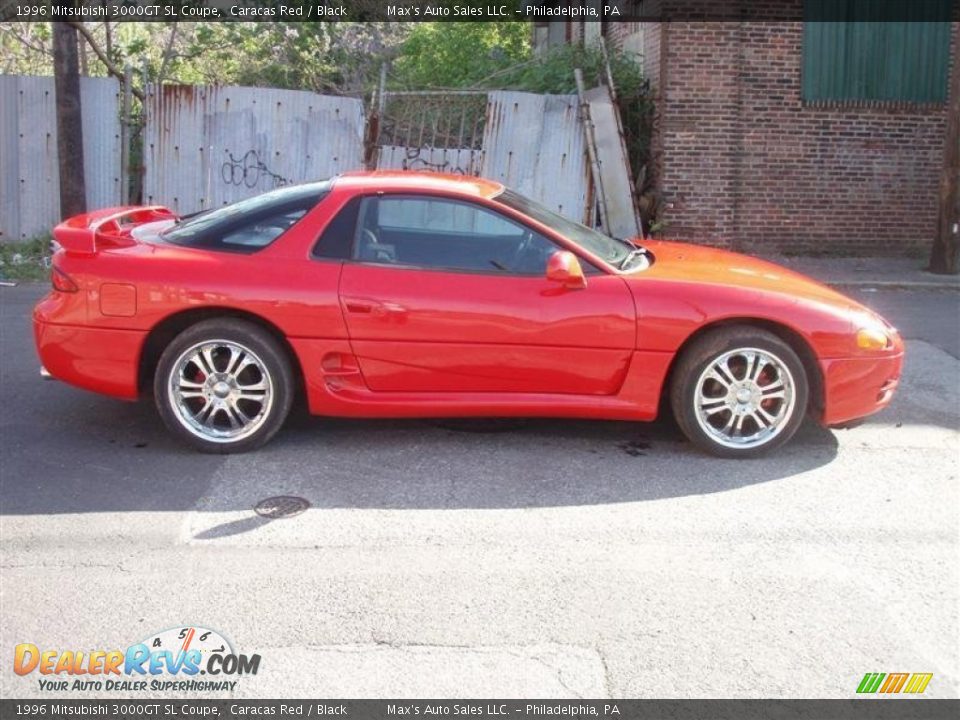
[546,250,587,290]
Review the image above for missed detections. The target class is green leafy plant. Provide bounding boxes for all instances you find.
[390,22,531,90]
[0,236,52,282]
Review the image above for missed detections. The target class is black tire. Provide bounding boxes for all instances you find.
[669,326,809,458]
[153,319,295,453]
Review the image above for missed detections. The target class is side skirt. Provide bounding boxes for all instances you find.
[288,339,674,422]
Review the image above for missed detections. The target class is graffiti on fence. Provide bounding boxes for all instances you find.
[401,147,473,176]
[221,149,290,189]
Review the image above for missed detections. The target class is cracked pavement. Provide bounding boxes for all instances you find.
[1,283,958,698]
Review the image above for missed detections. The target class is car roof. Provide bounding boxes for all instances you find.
[334,170,504,199]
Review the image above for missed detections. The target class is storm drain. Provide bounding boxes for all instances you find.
[254,495,310,519]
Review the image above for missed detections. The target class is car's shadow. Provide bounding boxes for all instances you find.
[0,386,840,515]
[2,283,840,516]
[263,410,839,509]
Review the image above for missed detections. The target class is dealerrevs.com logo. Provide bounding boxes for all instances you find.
[13,626,260,693]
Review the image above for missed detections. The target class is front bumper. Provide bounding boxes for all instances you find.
[820,351,904,426]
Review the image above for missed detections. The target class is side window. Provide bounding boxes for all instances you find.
[312,197,361,260]
[377,197,521,236]
[162,182,329,253]
[219,208,308,249]
[357,196,559,275]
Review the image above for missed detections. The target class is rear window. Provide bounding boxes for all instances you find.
[162,181,330,253]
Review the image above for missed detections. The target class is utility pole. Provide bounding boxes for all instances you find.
[929,23,960,275]
[53,22,86,219]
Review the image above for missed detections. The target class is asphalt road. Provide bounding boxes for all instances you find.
[1,282,957,699]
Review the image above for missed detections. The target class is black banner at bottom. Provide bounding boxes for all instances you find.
[1,700,959,720]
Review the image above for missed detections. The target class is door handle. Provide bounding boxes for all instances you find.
[343,297,407,318]
[344,300,374,314]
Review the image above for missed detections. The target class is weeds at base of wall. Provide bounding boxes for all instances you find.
[0,236,52,281]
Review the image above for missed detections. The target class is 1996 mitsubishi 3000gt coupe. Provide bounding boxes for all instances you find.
[34,171,903,457]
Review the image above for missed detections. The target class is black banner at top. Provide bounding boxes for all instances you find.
[1,0,958,23]
[0,700,959,720]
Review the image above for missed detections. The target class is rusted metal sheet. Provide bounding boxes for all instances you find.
[481,91,591,223]
[143,84,364,215]
[0,74,121,242]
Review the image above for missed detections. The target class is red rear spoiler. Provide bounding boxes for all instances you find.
[52,206,177,256]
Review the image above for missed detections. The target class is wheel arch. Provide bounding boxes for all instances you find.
[138,307,306,399]
[659,317,824,418]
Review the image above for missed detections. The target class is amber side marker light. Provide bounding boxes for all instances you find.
[51,267,78,293]
[856,327,891,351]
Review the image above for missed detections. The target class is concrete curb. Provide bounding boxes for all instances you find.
[825,280,960,291]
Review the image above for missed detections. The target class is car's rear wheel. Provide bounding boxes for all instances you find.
[670,327,808,458]
[154,319,294,453]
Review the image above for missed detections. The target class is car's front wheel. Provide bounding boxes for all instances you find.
[154,319,294,453]
[670,327,809,458]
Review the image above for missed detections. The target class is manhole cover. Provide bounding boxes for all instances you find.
[254,496,310,519]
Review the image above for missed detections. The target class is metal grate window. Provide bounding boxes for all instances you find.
[802,0,953,105]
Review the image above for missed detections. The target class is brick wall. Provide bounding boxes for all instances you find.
[625,18,955,256]
[605,21,642,50]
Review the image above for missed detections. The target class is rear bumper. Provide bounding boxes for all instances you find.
[820,351,904,426]
[34,319,144,400]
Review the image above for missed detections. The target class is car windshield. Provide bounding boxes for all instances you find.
[494,187,632,267]
[162,181,330,250]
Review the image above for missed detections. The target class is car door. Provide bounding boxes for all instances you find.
[338,194,636,395]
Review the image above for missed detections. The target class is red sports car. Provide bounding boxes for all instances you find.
[34,171,903,457]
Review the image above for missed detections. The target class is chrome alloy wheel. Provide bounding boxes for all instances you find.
[693,347,797,450]
[167,340,274,443]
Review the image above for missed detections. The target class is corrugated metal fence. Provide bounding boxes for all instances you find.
[376,90,592,224]
[143,84,365,215]
[481,91,590,223]
[0,74,121,241]
[0,79,597,242]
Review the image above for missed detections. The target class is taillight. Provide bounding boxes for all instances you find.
[51,267,78,293]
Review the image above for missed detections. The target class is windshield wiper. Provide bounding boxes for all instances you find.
[172,208,213,226]
[618,247,648,270]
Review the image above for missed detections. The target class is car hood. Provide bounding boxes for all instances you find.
[633,239,865,313]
